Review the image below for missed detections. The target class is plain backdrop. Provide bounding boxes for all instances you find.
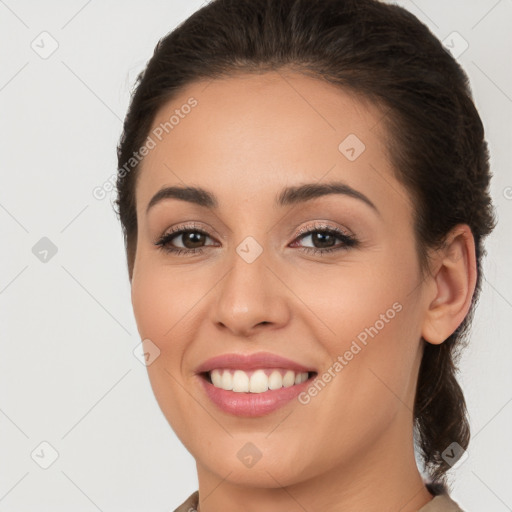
[0,1,511,510]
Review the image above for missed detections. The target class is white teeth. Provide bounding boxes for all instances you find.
[248,370,266,393]
[232,370,250,392]
[210,369,223,388]
[268,370,283,390]
[208,369,310,393]
[221,370,233,390]
[283,370,295,387]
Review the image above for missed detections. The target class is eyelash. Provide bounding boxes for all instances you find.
[154,222,358,257]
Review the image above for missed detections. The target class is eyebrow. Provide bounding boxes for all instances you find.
[146,181,379,215]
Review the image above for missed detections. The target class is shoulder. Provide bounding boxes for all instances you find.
[172,486,465,512]
[419,493,465,512]
[172,490,199,512]
[420,482,465,512]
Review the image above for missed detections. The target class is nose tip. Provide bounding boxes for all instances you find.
[211,251,292,338]
[217,318,273,338]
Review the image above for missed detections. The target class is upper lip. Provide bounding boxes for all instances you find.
[195,351,317,374]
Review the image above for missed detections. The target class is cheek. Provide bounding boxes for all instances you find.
[130,260,193,409]
[131,257,204,342]
[290,293,421,473]
[285,242,420,352]
[130,261,201,436]
[287,244,423,420]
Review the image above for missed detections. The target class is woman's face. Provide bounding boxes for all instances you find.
[131,71,432,487]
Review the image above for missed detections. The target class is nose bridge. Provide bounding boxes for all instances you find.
[211,231,289,335]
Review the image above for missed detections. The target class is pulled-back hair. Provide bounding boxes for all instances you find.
[115,0,496,486]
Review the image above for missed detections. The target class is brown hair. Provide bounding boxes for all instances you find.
[115,0,496,486]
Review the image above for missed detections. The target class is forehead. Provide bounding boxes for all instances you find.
[135,71,407,215]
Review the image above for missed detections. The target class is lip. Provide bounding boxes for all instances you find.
[194,351,317,374]
[197,372,316,417]
[194,351,318,417]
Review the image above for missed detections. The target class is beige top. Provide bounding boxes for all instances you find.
[173,487,464,512]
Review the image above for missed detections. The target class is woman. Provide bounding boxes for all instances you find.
[114,0,496,510]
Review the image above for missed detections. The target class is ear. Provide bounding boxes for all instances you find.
[421,224,477,345]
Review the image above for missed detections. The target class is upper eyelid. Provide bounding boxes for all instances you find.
[159,222,351,244]
[163,222,346,234]
[294,221,353,237]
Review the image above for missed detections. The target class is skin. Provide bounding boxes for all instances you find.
[129,71,476,512]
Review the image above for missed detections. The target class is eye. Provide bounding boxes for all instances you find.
[154,223,217,256]
[290,222,358,255]
[154,221,358,257]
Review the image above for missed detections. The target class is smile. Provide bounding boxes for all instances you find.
[204,368,314,393]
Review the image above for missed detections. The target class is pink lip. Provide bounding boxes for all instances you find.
[194,351,317,417]
[197,373,316,417]
[194,351,316,374]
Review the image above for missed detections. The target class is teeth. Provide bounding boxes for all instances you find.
[209,369,310,393]
[233,370,249,392]
[221,370,232,390]
[249,369,267,393]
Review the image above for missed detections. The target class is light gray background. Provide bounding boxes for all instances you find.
[1,1,511,510]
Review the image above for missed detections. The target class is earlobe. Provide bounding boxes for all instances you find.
[421,224,477,345]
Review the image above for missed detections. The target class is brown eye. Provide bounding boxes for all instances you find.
[177,231,208,249]
[155,226,216,256]
[300,231,338,249]
[290,224,358,255]
[154,223,358,257]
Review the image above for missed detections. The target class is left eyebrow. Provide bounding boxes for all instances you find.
[276,181,379,215]
[146,180,379,216]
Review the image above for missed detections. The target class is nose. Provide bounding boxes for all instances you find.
[211,246,291,338]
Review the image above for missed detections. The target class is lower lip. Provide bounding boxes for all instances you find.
[197,373,316,417]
